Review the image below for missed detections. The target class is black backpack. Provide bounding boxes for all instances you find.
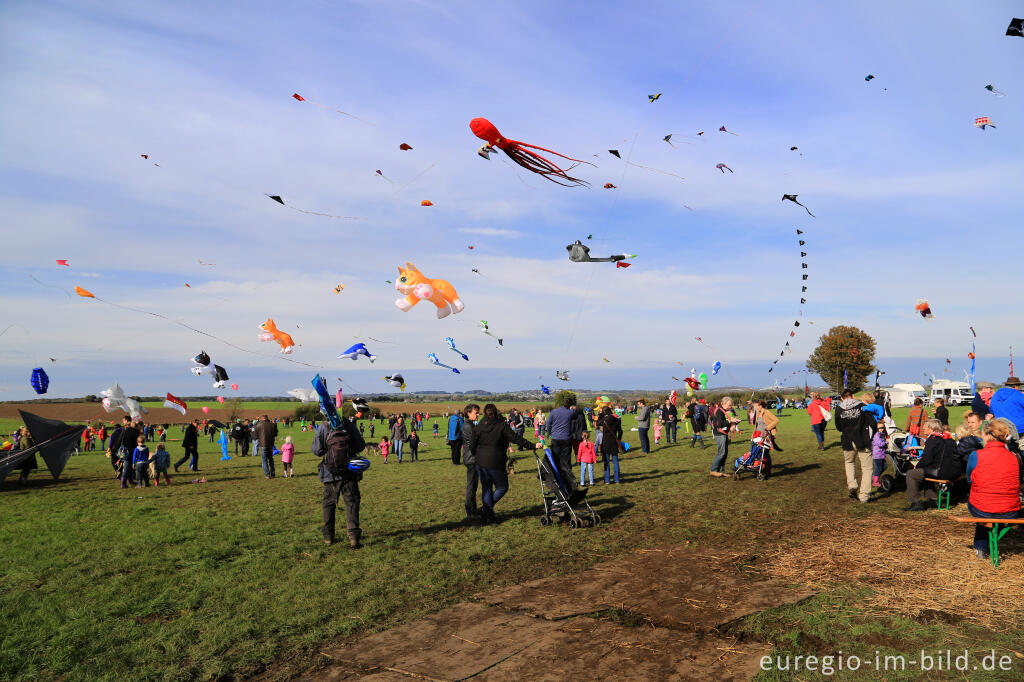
[323,425,351,475]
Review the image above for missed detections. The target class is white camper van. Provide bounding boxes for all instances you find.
[930,379,974,406]
[884,383,928,408]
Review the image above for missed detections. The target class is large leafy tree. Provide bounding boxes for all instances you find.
[806,326,877,393]
[552,390,577,407]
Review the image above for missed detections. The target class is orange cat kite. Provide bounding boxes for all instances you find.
[394,262,464,319]
[258,318,295,353]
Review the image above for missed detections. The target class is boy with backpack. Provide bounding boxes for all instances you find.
[689,399,708,448]
[312,415,367,548]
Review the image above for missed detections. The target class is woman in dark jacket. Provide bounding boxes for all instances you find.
[597,407,623,484]
[464,404,538,523]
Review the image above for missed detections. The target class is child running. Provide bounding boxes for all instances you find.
[152,443,171,486]
[280,435,295,477]
[132,436,151,488]
[380,437,390,463]
[871,420,887,487]
[577,431,596,486]
[408,430,420,462]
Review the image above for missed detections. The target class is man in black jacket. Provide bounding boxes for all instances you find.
[461,404,480,518]
[239,419,252,457]
[230,420,245,455]
[312,416,367,547]
[835,390,874,503]
[662,399,679,444]
[174,419,200,472]
[905,419,960,511]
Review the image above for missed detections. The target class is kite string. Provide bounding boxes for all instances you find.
[90,296,326,369]
[28,274,325,370]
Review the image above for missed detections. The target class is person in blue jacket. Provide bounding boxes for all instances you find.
[447,411,464,465]
[990,376,1024,434]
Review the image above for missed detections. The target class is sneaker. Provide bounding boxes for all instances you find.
[849,488,858,500]
[906,503,926,512]
[975,548,989,560]
[872,476,880,487]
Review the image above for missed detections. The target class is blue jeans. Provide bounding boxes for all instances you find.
[580,462,594,485]
[967,502,1019,553]
[811,422,825,445]
[667,422,678,443]
[602,452,620,483]
[261,447,275,477]
[477,466,509,520]
[393,438,404,462]
[638,428,650,453]
[872,459,887,477]
[711,434,729,473]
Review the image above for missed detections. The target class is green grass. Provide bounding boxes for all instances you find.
[1,405,1020,680]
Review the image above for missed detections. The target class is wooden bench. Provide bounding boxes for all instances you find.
[924,475,966,510]
[951,516,1024,567]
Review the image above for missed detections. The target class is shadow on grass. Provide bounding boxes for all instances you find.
[769,462,822,478]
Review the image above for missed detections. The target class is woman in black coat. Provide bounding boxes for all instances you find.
[597,407,623,484]
[464,404,539,522]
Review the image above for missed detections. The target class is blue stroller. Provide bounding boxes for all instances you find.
[732,431,773,481]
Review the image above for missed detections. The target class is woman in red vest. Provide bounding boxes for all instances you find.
[965,419,1022,559]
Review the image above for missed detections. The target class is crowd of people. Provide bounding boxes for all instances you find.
[813,377,1022,561]
[6,381,1021,561]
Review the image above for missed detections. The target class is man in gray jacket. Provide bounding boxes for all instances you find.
[636,400,651,453]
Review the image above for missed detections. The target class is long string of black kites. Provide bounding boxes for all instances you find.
[767,228,808,374]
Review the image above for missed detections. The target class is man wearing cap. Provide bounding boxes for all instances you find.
[990,377,1024,435]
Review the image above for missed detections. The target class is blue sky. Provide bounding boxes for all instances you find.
[2,1,1022,399]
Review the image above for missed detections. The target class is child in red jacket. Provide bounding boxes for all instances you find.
[577,431,597,486]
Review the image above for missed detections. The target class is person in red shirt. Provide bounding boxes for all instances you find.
[806,392,831,450]
[965,418,1022,559]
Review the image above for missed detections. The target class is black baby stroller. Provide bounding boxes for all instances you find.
[878,429,921,493]
[732,430,773,481]
[535,447,599,528]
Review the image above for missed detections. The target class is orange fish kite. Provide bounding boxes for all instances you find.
[75,286,95,298]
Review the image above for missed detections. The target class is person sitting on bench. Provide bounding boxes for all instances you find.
[965,418,1022,560]
[905,419,960,511]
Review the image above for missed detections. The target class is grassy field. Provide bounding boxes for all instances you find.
[2,405,1022,680]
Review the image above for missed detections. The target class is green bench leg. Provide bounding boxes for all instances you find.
[937,486,949,510]
[988,524,1012,568]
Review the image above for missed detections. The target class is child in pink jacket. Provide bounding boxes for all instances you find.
[577,431,597,486]
[280,435,295,478]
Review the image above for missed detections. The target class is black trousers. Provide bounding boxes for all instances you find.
[449,440,462,465]
[464,464,479,516]
[175,445,198,470]
[322,478,361,541]
[549,439,577,493]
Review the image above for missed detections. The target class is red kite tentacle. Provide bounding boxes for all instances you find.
[507,139,594,166]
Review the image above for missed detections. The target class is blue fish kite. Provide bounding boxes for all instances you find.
[428,353,461,374]
[540,384,551,395]
[338,342,376,363]
[445,336,469,362]
[712,361,721,376]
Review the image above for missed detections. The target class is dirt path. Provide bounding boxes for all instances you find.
[300,546,815,680]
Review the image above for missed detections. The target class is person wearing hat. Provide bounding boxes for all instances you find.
[990,377,1024,435]
[972,382,995,419]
